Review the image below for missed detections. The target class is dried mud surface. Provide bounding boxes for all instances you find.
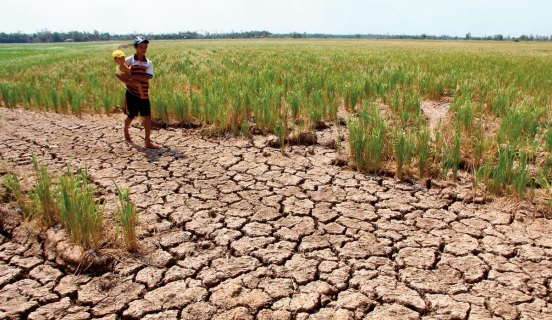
[0,106,551,320]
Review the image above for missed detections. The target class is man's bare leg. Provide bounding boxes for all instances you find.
[143,116,159,149]
[124,117,133,142]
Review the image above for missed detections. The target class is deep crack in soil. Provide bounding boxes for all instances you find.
[0,107,551,320]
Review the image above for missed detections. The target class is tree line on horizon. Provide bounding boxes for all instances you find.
[1,29,551,43]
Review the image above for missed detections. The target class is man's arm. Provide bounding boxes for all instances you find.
[115,72,131,85]
[127,74,152,83]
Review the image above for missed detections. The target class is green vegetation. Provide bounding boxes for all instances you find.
[56,164,103,250]
[3,173,23,204]
[1,39,551,204]
[2,158,137,251]
[115,182,138,252]
[348,103,387,173]
[30,156,58,227]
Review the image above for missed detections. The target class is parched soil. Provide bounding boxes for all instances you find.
[0,106,551,320]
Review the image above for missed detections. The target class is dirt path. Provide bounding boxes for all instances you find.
[0,107,551,320]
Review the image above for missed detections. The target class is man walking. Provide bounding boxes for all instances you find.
[116,35,158,149]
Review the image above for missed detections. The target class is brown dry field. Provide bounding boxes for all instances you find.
[0,105,551,320]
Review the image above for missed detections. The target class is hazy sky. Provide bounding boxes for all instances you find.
[2,0,550,37]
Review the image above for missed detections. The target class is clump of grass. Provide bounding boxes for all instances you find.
[348,103,387,173]
[273,120,287,152]
[3,173,23,203]
[476,144,533,198]
[543,123,552,153]
[512,151,531,198]
[2,172,35,220]
[438,129,462,180]
[29,155,58,228]
[536,156,552,189]
[0,82,18,108]
[497,105,543,148]
[114,182,138,252]
[415,126,432,177]
[393,128,415,179]
[3,157,140,252]
[56,164,104,250]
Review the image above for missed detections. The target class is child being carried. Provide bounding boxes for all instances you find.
[112,50,146,99]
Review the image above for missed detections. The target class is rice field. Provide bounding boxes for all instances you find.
[1,39,552,204]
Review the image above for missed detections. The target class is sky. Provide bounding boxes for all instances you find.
[2,0,550,38]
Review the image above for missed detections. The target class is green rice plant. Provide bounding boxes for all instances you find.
[114,182,138,252]
[239,119,249,136]
[173,92,190,124]
[273,119,287,152]
[101,88,111,113]
[33,89,45,110]
[22,84,33,109]
[489,88,514,117]
[476,144,516,195]
[544,124,552,153]
[452,99,477,131]
[536,155,552,190]
[0,82,17,108]
[393,128,415,179]
[512,151,531,198]
[60,86,71,113]
[3,173,23,203]
[155,98,170,123]
[497,104,543,148]
[190,91,202,119]
[254,85,282,131]
[309,102,322,131]
[472,122,487,170]
[29,155,58,228]
[415,126,432,177]
[440,130,462,180]
[49,88,59,112]
[56,164,103,250]
[3,173,33,219]
[349,80,364,111]
[494,145,516,190]
[389,88,401,113]
[342,82,355,111]
[348,104,387,172]
[400,90,421,125]
[70,88,84,115]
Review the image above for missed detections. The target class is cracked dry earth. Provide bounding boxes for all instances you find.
[0,106,551,320]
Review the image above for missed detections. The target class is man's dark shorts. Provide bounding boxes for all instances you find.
[125,91,151,118]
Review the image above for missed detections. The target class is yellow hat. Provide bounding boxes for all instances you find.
[112,50,125,58]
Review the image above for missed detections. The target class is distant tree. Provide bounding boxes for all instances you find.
[465,32,471,40]
[36,29,52,42]
[51,32,64,42]
[494,34,503,41]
